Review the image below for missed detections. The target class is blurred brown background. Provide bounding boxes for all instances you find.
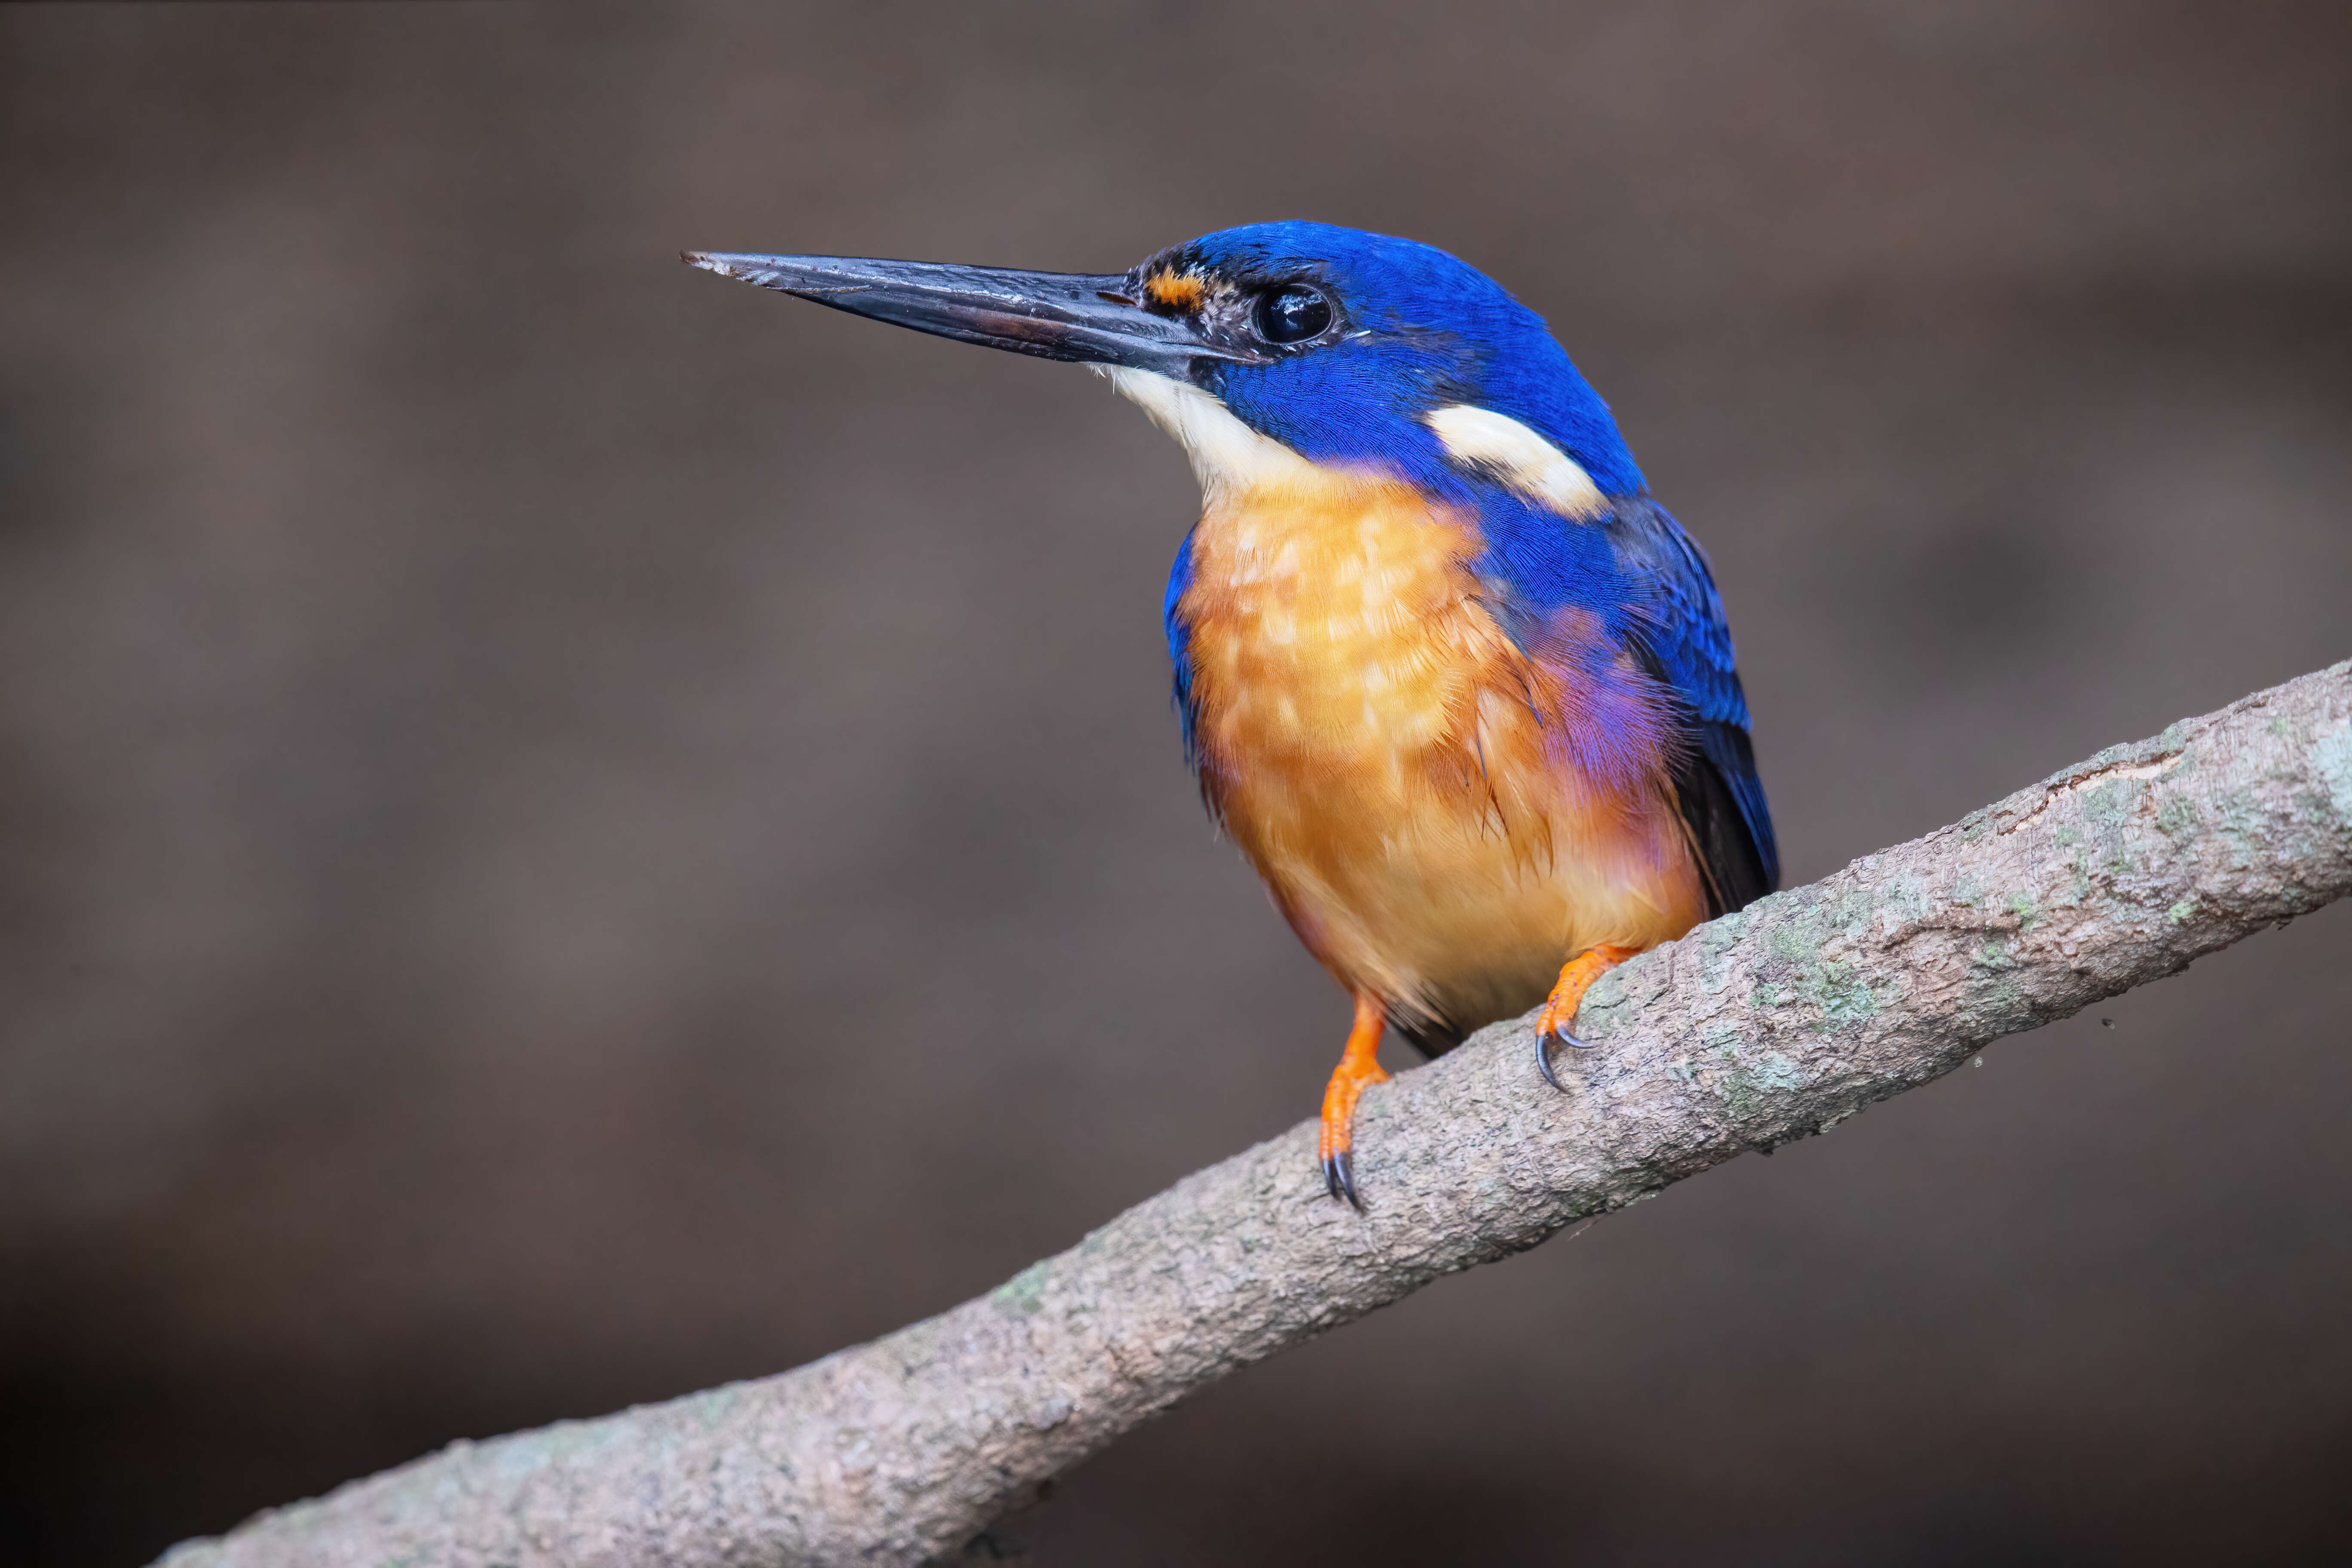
[2,3,2349,1563]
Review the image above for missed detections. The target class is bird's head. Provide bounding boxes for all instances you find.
[687,221,1644,510]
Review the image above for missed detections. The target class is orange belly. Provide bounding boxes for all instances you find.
[1176,471,1706,1041]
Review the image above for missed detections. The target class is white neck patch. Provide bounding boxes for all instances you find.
[1423,404,1609,520]
[1098,367,1330,501]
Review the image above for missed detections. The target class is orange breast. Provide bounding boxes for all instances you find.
[1177,471,1706,1039]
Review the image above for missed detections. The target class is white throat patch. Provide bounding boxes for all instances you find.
[1423,404,1608,520]
[1098,367,1329,500]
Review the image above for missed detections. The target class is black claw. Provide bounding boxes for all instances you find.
[1323,1148,1365,1211]
[1536,1024,1598,1091]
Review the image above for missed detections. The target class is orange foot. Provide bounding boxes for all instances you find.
[1318,992,1390,1211]
[1534,943,1642,1090]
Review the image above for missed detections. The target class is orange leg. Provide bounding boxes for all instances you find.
[1534,943,1642,1089]
[1318,992,1390,1210]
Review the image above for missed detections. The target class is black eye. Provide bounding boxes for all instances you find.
[1252,284,1332,344]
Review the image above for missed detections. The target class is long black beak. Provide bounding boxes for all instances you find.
[683,251,1256,373]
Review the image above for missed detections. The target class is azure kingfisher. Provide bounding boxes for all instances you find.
[686,223,1777,1208]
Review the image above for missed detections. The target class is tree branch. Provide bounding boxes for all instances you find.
[160,663,2352,1568]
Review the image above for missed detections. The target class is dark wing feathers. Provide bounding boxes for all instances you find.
[1392,499,1774,1063]
[1607,498,1779,914]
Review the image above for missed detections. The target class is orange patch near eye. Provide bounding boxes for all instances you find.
[1143,269,1208,311]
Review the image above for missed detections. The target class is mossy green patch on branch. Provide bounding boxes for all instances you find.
[993,1263,1051,1317]
[1766,909,1819,965]
[1803,958,1882,1024]
[2082,777,2141,827]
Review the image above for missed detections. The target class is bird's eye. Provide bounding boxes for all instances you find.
[1252,284,1332,345]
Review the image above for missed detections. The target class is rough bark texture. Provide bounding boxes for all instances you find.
[160,662,2352,1568]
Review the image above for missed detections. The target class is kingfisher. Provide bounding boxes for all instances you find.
[686,223,1777,1207]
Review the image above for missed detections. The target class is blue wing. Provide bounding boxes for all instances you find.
[1605,497,1779,908]
[1165,526,1201,762]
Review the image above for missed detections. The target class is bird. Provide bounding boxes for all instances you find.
[684,222,1777,1208]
